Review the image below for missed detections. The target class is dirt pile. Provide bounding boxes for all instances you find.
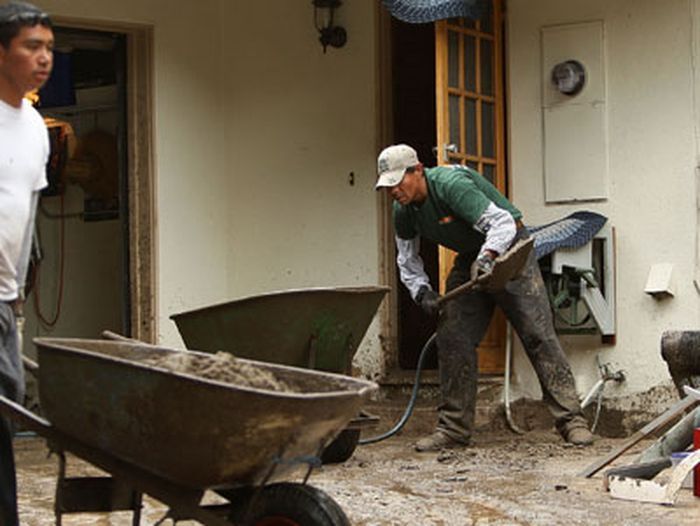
[141,351,294,392]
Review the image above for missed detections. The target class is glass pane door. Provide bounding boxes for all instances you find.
[435,0,506,374]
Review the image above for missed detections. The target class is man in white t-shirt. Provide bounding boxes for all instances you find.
[0,2,53,524]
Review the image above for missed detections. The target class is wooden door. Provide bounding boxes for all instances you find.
[434,0,506,374]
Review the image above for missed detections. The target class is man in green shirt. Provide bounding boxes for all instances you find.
[376,144,593,451]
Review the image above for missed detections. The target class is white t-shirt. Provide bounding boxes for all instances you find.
[0,98,49,301]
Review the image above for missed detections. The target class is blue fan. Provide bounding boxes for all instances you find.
[382,0,489,24]
[527,211,607,260]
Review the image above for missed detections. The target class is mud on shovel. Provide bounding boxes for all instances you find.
[437,236,535,306]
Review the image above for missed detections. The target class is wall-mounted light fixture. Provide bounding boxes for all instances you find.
[551,60,586,96]
[313,0,346,53]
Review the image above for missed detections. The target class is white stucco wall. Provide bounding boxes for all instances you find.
[218,2,383,372]
[508,0,700,401]
[221,2,379,294]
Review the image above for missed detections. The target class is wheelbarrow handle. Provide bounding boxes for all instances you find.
[22,355,39,373]
[101,330,140,343]
[23,333,145,375]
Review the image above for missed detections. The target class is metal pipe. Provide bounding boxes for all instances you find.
[580,378,605,410]
[504,322,524,434]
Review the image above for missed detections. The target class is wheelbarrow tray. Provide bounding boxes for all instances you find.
[34,337,377,490]
[170,286,389,374]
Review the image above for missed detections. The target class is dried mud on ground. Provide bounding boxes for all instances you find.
[13,402,700,525]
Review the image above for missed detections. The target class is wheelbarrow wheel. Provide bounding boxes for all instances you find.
[320,428,360,464]
[228,482,349,526]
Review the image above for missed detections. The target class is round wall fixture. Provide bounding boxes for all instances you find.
[551,60,586,96]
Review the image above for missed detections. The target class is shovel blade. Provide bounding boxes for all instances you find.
[479,236,534,291]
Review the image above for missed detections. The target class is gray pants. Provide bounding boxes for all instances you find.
[435,245,585,442]
[0,301,24,526]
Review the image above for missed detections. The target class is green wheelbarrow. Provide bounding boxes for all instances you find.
[170,285,389,464]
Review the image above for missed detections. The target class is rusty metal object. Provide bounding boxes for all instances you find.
[661,330,700,396]
[34,337,377,490]
[170,286,389,374]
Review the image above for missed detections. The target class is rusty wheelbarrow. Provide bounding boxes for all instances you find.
[0,337,377,525]
[170,285,389,463]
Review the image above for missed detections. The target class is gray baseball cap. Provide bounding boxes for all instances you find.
[375,144,419,189]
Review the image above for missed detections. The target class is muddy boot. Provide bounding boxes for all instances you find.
[563,424,595,446]
[414,430,469,452]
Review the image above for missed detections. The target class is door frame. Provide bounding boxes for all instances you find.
[52,16,157,343]
[375,2,510,376]
[375,5,401,373]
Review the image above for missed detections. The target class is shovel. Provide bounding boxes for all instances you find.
[437,236,535,305]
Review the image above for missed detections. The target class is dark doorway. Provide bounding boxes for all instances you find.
[391,19,439,369]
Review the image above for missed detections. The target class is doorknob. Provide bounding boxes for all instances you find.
[433,143,458,162]
[443,143,458,162]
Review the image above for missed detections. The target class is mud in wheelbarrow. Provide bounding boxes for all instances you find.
[170,286,389,463]
[1,337,378,524]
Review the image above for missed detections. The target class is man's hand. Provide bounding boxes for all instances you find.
[470,251,496,281]
[416,286,440,317]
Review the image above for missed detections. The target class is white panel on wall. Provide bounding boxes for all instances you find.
[542,21,608,202]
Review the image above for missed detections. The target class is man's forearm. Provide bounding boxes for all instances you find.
[396,236,431,301]
[474,202,516,256]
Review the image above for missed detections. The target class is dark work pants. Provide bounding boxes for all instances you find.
[0,302,23,526]
[435,243,585,442]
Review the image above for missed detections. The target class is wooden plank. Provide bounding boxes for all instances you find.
[602,458,671,491]
[608,450,700,505]
[579,395,699,478]
[475,37,482,162]
[434,20,448,165]
[460,30,467,157]
[494,0,506,193]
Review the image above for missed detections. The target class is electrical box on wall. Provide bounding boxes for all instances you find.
[541,21,608,203]
[540,224,616,338]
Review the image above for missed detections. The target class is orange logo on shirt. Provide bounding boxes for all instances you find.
[439,215,454,224]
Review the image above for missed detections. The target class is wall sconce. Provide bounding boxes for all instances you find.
[313,0,347,53]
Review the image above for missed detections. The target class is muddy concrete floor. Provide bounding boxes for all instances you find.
[14,401,700,525]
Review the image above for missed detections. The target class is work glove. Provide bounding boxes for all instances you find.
[470,251,496,282]
[416,286,440,317]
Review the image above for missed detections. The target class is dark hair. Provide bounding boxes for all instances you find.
[0,1,52,49]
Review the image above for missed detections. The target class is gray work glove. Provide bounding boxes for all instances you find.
[470,251,496,281]
[416,286,440,317]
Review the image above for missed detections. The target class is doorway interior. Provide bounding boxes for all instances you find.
[25,26,130,352]
[390,17,440,370]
